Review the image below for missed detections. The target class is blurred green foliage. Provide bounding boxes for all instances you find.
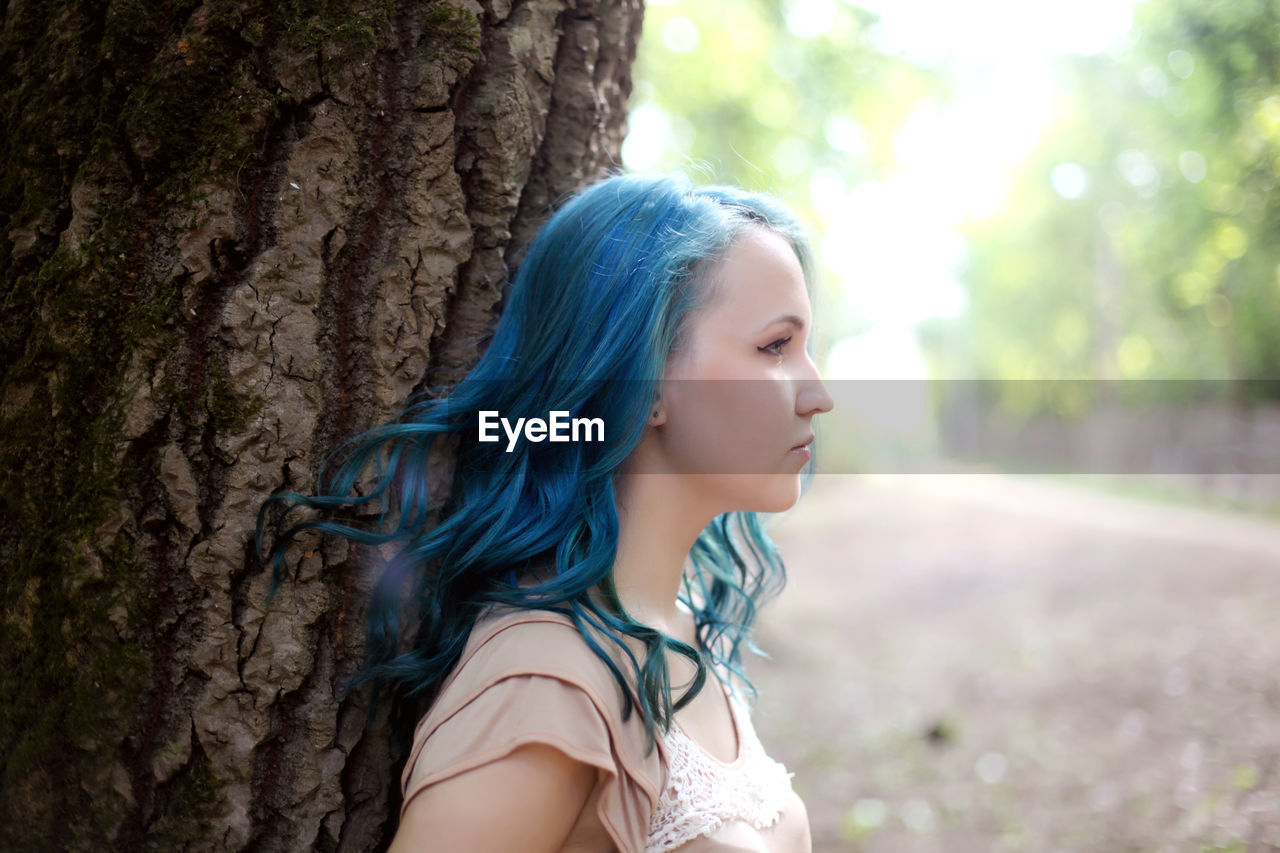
[628,0,944,331]
[633,0,1280,410]
[632,0,942,190]
[950,0,1280,401]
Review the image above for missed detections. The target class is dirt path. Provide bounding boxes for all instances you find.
[749,475,1280,852]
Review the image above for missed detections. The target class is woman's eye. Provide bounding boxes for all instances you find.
[758,336,792,356]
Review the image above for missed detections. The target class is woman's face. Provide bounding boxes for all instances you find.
[646,226,834,514]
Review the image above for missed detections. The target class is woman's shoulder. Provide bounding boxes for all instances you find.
[421,603,648,739]
[466,603,604,656]
[403,603,665,837]
[456,604,632,689]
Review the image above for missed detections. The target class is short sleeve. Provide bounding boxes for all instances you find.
[403,673,616,801]
[398,611,663,852]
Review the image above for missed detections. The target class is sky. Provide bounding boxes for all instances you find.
[624,0,1147,380]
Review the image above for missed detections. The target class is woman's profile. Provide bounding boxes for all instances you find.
[256,172,833,852]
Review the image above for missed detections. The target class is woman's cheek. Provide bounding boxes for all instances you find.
[669,397,786,475]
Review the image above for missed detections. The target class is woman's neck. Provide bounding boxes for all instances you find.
[607,472,714,636]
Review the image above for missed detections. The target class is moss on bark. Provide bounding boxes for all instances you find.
[0,0,437,846]
[0,0,637,847]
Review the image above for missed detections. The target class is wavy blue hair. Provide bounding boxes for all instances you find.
[255,172,819,751]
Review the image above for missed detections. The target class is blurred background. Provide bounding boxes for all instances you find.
[626,0,1280,508]
[624,0,1280,849]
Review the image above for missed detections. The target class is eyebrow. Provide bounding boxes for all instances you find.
[761,314,807,333]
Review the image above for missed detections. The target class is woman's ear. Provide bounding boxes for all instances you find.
[648,392,666,426]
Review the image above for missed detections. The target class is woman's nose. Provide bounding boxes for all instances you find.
[797,376,834,416]
[795,349,834,415]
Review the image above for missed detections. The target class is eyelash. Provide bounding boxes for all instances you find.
[759,336,793,356]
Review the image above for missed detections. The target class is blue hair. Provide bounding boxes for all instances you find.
[255,172,819,752]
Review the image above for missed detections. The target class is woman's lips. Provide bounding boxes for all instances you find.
[789,434,814,461]
[790,434,814,451]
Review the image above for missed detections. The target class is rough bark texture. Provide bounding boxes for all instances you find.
[0,0,642,849]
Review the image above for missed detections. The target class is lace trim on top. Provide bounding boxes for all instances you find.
[645,687,796,853]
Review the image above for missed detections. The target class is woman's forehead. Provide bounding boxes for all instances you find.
[698,228,810,322]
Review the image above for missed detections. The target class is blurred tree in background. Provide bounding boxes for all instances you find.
[953,0,1280,403]
[625,0,944,344]
[628,0,942,185]
[632,0,1280,413]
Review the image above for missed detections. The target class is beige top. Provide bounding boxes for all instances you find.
[401,606,810,852]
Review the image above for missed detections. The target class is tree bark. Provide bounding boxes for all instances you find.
[0,0,642,849]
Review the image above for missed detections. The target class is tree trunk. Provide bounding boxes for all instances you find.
[0,0,642,849]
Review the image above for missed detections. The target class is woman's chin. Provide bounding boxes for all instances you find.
[733,473,803,514]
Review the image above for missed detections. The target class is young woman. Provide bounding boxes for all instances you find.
[257,173,833,852]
